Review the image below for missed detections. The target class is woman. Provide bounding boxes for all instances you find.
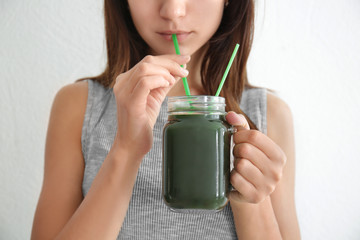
[31,0,300,239]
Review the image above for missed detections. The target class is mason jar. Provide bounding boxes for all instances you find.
[162,96,234,214]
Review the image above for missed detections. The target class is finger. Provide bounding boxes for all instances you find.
[234,142,283,188]
[234,158,270,193]
[225,111,250,130]
[230,169,261,204]
[233,143,268,174]
[114,55,189,94]
[147,76,181,99]
[142,55,190,77]
[146,54,191,66]
[126,62,187,95]
[233,129,285,164]
[131,76,170,105]
[160,76,182,95]
[131,62,177,86]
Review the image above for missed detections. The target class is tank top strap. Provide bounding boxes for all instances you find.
[240,88,267,134]
[81,80,114,160]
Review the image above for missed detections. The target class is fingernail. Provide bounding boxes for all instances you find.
[238,114,248,128]
[181,55,191,61]
[181,68,189,76]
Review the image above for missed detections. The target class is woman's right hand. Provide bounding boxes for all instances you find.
[113,54,190,159]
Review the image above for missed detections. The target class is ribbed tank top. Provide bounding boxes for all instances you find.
[81,80,267,239]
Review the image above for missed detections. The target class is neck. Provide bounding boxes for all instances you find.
[167,45,208,96]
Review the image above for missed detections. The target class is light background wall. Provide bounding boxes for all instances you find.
[1,0,359,239]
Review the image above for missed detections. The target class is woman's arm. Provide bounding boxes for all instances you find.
[228,93,300,239]
[266,93,300,239]
[32,55,189,240]
[231,197,282,239]
[31,82,143,240]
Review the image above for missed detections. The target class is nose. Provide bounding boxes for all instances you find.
[159,0,186,20]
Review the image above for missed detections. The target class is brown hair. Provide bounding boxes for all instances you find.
[82,0,257,129]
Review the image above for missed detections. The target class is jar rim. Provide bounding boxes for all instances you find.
[167,95,226,114]
[168,95,225,104]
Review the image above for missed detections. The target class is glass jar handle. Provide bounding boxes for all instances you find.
[228,126,237,134]
[228,125,237,191]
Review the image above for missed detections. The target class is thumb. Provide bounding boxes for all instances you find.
[225,111,250,130]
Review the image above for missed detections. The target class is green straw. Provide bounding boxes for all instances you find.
[172,34,191,96]
[215,43,240,96]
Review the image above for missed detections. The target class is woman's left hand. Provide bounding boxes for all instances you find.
[226,111,287,204]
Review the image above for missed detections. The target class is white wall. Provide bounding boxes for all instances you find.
[1,0,359,239]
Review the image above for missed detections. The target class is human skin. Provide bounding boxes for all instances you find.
[31,1,300,239]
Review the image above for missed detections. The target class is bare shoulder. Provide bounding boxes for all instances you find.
[49,80,89,134]
[266,92,294,140]
[53,80,88,113]
[47,80,89,142]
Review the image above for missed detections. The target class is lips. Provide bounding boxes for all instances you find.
[157,31,192,41]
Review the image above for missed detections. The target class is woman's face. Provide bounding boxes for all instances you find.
[128,0,225,56]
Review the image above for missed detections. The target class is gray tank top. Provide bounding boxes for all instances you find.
[81,80,267,239]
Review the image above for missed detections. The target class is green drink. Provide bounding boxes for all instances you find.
[162,96,234,214]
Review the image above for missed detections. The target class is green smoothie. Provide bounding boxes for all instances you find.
[162,114,232,212]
